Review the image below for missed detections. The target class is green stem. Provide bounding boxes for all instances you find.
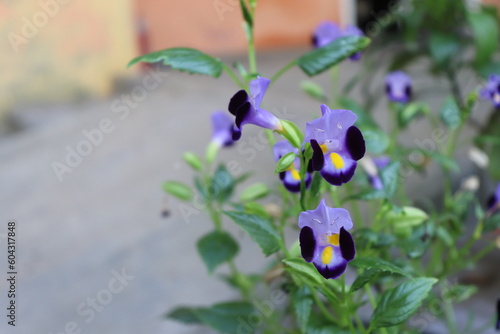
[228,260,251,301]
[345,182,364,227]
[441,281,459,334]
[247,29,257,75]
[330,65,339,105]
[364,286,389,334]
[270,60,298,84]
[223,64,245,89]
[310,287,337,323]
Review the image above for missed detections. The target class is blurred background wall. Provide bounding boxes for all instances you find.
[1,0,499,129]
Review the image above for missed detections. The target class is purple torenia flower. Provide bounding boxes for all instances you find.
[480,75,500,108]
[487,183,500,215]
[312,22,365,60]
[305,105,365,186]
[385,71,412,103]
[312,21,343,48]
[211,111,236,147]
[496,299,500,330]
[228,76,283,140]
[273,141,311,193]
[298,200,355,279]
[366,156,390,190]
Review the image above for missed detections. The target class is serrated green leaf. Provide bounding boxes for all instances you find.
[428,33,460,68]
[283,258,325,287]
[362,128,390,155]
[440,96,462,129]
[197,230,239,273]
[293,286,313,333]
[380,161,400,198]
[162,181,193,201]
[371,277,437,329]
[239,183,270,202]
[350,257,411,278]
[212,165,235,204]
[297,36,371,76]
[224,211,280,256]
[166,307,201,324]
[275,152,297,173]
[468,10,499,67]
[128,48,224,77]
[398,102,429,128]
[168,302,254,334]
[350,269,382,292]
[183,152,203,171]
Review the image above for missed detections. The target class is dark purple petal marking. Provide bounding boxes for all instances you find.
[496,299,500,330]
[310,139,325,171]
[487,195,497,211]
[235,101,252,128]
[405,85,412,100]
[299,226,316,262]
[228,90,248,116]
[320,160,356,186]
[315,260,347,279]
[339,227,355,261]
[232,126,242,141]
[279,171,286,180]
[345,126,365,161]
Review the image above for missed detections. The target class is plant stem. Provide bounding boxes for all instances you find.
[223,64,245,89]
[270,60,298,84]
[228,260,251,301]
[440,281,459,334]
[310,287,337,323]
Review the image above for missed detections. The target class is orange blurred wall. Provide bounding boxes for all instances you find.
[134,0,343,55]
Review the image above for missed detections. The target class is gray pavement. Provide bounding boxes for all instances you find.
[0,49,499,334]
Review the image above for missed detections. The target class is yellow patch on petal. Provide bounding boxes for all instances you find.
[320,144,329,154]
[327,234,340,246]
[330,153,345,169]
[290,168,300,181]
[321,246,333,265]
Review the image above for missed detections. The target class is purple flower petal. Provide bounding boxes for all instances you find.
[211,111,235,147]
[312,21,343,48]
[310,139,325,171]
[299,226,316,262]
[339,227,355,261]
[386,71,412,103]
[345,126,366,160]
[320,154,357,186]
[480,74,500,108]
[228,90,248,115]
[312,246,348,279]
[249,76,270,108]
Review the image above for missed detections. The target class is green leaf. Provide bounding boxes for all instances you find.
[301,80,326,101]
[128,48,224,77]
[362,128,390,155]
[428,33,460,68]
[297,36,371,76]
[338,97,378,128]
[293,286,313,333]
[239,0,253,27]
[440,96,462,129]
[168,302,254,334]
[162,181,192,201]
[280,120,304,148]
[167,307,201,324]
[398,102,429,128]
[239,183,270,202]
[371,277,438,329]
[350,257,411,278]
[282,258,326,287]
[224,211,280,256]
[385,206,428,237]
[275,152,297,173]
[484,214,500,232]
[183,152,203,171]
[380,161,400,198]
[468,10,499,67]
[443,284,477,303]
[212,165,235,204]
[197,230,239,273]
